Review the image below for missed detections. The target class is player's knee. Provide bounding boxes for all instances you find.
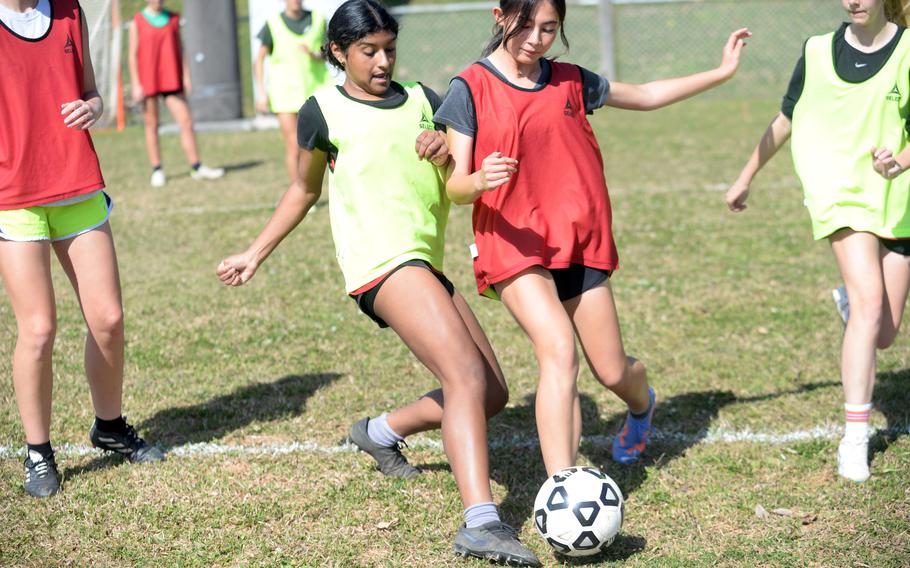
[537,336,579,377]
[178,115,194,131]
[18,317,56,357]
[597,366,627,388]
[441,357,488,398]
[143,112,158,129]
[89,307,124,342]
[850,297,883,330]
[594,356,641,389]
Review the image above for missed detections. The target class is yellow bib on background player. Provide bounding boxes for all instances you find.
[791,29,910,240]
[266,12,331,113]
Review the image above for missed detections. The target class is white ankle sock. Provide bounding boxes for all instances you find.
[464,502,501,528]
[366,413,404,448]
[844,402,872,441]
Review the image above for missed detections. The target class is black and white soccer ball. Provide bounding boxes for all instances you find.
[533,466,623,556]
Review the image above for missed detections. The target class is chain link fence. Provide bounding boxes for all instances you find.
[392,0,846,100]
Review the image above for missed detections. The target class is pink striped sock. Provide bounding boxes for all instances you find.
[844,402,872,440]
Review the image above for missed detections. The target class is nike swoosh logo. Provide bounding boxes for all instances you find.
[855,62,868,68]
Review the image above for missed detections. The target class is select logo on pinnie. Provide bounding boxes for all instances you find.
[419,111,435,130]
[64,35,75,54]
[563,97,576,117]
[887,84,901,102]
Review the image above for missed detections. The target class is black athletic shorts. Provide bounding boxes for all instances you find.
[549,264,612,301]
[494,264,612,302]
[831,228,910,256]
[881,237,910,256]
[351,259,455,329]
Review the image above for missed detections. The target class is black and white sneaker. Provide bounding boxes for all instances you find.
[348,417,419,478]
[90,418,165,463]
[454,521,541,566]
[24,449,60,498]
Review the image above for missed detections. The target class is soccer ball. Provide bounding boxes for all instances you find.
[532,466,623,556]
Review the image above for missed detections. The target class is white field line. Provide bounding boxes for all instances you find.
[1,424,907,459]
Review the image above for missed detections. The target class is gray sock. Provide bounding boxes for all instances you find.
[464,502,501,528]
[366,413,404,448]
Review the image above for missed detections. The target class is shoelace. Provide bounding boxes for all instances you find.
[26,454,57,479]
[388,441,413,470]
[123,424,147,449]
[489,522,520,539]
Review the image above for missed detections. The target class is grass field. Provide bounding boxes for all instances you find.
[1,96,909,566]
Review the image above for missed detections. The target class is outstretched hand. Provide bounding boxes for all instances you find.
[871,146,905,179]
[217,253,259,287]
[718,28,752,79]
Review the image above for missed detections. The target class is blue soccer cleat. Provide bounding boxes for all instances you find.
[612,387,656,465]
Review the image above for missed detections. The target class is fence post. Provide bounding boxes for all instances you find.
[599,0,617,79]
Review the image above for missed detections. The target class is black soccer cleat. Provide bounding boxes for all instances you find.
[24,449,60,498]
[90,418,165,464]
[453,521,541,567]
[348,417,419,479]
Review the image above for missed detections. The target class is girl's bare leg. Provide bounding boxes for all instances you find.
[498,267,580,475]
[52,223,124,420]
[0,241,56,444]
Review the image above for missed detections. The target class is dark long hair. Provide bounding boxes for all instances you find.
[322,0,399,70]
[482,0,569,57]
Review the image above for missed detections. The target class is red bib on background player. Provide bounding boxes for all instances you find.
[0,0,105,210]
[458,61,618,297]
[134,10,183,96]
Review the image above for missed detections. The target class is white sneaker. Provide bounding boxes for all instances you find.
[832,285,849,325]
[150,169,166,188]
[190,164,225,181]
[837,436,870,482]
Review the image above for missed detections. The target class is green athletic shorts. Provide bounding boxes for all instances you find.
[0,192,112,242]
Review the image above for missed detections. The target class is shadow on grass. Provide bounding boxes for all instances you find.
[138,372,341,445]
[486,380,839,563]
[64,373,340,481]
[151,160,264,183]
[221,160,264,173]
[870,367,909,461]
